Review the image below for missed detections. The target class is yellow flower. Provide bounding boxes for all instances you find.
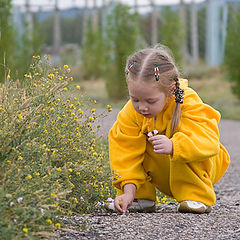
[35,172,40,176]
[69,77,73,81]
[22,228,28,233]
[56,168,62,172]
[48,73,54,79]
[46,219,53,224]
[64,65,69,69]
[89,116,94,121]
[27,175,32,180]
[74,198,78,203]
[76,85,80,90]
[68,168,72,173]
[18,113,23,120]
[55,223,61,229]
[18,156,23,161]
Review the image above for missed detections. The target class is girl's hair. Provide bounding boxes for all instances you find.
[125,45,181,138]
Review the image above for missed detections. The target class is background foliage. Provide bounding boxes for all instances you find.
[224,6,240,101]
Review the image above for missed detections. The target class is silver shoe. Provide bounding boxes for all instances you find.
[105,198,156,213]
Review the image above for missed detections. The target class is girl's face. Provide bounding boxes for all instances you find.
[128,80,168,118]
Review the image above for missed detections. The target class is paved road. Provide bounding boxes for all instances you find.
[60,110,240,240]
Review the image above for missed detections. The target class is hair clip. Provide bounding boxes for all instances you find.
[154,65,160,81]
[174,88,184,104]
[126,62,135,75]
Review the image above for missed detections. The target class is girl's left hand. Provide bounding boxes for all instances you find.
[148,135,173,155]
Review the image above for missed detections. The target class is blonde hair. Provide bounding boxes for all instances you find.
[125,45,181,137]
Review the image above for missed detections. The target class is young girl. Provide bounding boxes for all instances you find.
[107,46,230,214]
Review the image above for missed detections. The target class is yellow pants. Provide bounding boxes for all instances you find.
[117,144,230,206]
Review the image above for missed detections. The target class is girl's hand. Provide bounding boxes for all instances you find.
[148,135,173,155]
[114,183,136,213]
[114,193,135,213]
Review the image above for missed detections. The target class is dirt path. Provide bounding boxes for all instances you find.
[59,110,240,240]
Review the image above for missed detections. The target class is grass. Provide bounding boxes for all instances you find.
[76,66,240,121]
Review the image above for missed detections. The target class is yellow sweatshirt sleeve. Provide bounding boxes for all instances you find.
[170,87,221,162]
[108,101,147,191]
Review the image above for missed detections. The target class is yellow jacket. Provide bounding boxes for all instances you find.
[109,79,229,191]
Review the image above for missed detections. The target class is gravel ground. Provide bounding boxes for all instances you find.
[58,110,240,240]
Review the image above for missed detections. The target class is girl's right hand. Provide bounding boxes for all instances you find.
[114,193,135,213]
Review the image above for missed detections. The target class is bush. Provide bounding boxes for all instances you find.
[224,6,240,100]
[0,56,114,239]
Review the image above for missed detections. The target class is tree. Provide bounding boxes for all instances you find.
[0,0,14,81]
[105,3,140,100]
[0,1,43,81]
[159,6,184,66]
[224,5,240,100]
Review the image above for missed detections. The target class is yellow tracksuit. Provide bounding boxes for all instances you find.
[109,79,230,206]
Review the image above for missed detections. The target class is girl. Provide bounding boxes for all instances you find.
[107,46,230,214]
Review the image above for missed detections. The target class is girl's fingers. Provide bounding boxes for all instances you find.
[114,199,123,212]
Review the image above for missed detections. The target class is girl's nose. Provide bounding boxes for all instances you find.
[138,104,148,111]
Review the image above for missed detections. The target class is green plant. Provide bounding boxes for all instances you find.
[159,6,184,66]
[0,57,113,239]
[105,3,140,100]
[224,5,240,101]
[0,0,14,82]
[81,20,106,79]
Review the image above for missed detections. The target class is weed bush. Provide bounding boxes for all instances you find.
[0,56,114,239]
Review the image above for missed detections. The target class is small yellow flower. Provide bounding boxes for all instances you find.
[51,193,56,198]
[18,168,21,172]
[6,160,11,164]
[56,168,62,172]
[22,228,28,233]
[48,73,54,79]
[89,116,94,121]
[18,113,23,120]
[46,219,53,224]
[69,77,73,81]
[74,198,78,203]
[64,65,69,69]
[68,168,72,173]
[18,156,23,161]
[76,85,80,90]
[27,175,32,180]
[55,223,61,228]
[35,172,40,176]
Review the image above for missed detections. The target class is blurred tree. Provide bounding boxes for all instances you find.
[0,1,42,81]
[0,0,14,81]
[159,6,184,66]
[224,5,240,100]
[105,3,140,100]
[81,19,106,79]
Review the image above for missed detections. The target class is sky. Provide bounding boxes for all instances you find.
[12,0,205,10]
